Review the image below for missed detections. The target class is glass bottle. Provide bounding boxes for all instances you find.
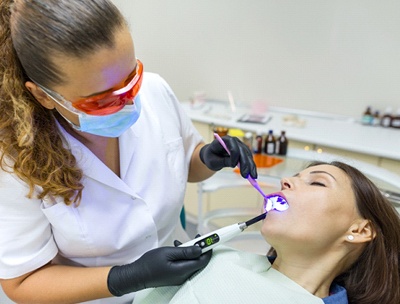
[264,130,275,155]
[372,111,380,126]
[276,131,288,155]
[253,133,263,154]
[390,108,400,129]
[361,106,373,125]
[380,107,393,128]
[243,132,253,151]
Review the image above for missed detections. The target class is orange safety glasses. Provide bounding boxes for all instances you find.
[71,59,144,116]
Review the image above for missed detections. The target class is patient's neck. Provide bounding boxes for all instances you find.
[271,252,347,298]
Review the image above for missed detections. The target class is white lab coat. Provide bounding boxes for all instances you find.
[0,72,202,304]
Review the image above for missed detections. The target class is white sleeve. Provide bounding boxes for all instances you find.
[0,169,58,279]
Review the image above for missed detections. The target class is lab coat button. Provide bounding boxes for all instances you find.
[130,196,136,200]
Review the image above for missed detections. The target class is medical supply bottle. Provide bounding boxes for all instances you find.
[361,106,373,125]
[253,133,263,154]
[390,108,400,128]
[264,130,275,155]
[380,107,392,128]
[276,131,288,155]
[372,111,380,126]
[243,132,253,151]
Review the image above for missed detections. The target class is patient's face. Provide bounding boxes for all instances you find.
[261,164,360,252]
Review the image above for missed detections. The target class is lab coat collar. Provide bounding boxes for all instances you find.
[55,120,136,196]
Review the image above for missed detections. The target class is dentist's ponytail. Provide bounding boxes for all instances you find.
[0,0,126,206]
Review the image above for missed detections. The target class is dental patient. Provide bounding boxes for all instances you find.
[134,161,400,304]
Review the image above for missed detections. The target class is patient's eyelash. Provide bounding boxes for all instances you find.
[311,181,326,187]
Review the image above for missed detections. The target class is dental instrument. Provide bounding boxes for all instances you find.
[180,194,288,253]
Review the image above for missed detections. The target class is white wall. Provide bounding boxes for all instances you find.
[112,0,400,117]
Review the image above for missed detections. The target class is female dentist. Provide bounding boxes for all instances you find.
[0,0,257,303]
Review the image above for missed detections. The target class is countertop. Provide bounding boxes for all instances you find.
[181,99,400,161]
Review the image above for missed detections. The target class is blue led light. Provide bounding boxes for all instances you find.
[264,195,289,212]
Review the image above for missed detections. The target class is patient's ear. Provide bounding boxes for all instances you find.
[346,219,376,244]
[25,81,55,109]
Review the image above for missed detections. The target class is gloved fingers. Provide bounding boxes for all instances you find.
[224,137,258,178]
[200,135,258,178]
[166,245,203,260]
[107,245,212,295]
[199,143,228,171]
[208,139,233,168]
[174,239,183,247]
[169,247,212,274]
[236,140,258,179]
[198,248,212,265]
[219,136,240,167]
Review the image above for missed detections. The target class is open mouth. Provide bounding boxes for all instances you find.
[264,192,289,212]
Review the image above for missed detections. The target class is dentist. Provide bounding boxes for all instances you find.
[0,1,257,303]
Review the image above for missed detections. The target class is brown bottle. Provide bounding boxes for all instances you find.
[390,108,400,128]
[380,107,392,128]
[253,133,263,154]
[276,131,288,155]
[264,130,275,155]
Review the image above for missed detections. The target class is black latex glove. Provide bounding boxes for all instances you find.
[107,245,212,297]
[200,135,258,179]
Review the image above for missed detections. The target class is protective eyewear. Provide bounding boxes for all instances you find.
[37,59,143,116]
[72,59,143,115]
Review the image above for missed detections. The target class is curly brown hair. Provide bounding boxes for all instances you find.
[0,0,126,205]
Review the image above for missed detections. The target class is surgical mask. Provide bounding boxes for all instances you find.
[76,94,142,137]
[57,94,142,137]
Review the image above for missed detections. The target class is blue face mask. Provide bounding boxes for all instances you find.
[54,94,142,137]
[73,94,142,137]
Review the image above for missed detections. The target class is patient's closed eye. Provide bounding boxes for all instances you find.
[311,181,326,187]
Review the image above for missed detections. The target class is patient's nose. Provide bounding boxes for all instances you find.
[280,178,292,189]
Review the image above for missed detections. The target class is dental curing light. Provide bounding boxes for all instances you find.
[180,194,289,253]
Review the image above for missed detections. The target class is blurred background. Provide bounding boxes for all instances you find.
[112,0,400,117]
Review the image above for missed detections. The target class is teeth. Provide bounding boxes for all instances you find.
[264,195,289,212]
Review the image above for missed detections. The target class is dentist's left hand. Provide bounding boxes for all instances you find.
[200,135,257,179]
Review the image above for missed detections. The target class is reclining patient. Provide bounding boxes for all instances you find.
[134,161,400,304]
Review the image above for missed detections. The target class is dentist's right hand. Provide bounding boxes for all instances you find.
[107,245,211,296]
